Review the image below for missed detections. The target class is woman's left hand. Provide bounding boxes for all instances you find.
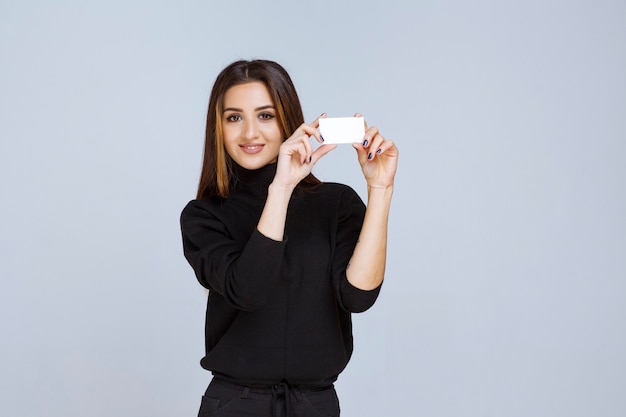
[352,114,398,188]
[273,114,336,190]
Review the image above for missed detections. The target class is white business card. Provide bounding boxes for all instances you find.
[318,117,365,144]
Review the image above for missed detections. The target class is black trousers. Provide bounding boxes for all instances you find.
[198,377,341,417]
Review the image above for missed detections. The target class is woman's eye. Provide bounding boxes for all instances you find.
[259,113,274,120]
[226,115,241,122]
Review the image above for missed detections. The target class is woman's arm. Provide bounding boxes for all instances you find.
[346,117,399,290]
[257,115,335,240]
[180,202,288,310]
[346,185,394,290]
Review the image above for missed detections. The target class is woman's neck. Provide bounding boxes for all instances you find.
[232,162,277,192]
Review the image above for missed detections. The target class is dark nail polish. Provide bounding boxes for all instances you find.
[368,153,373,160]
[376,149,382,154]
[320,135,325,142]
[308,156,312,163]
[363,139,369,146]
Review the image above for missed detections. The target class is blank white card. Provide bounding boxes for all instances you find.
[318,117,365,144]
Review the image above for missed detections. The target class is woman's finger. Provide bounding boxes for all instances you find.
[309,113,326,143]
[366,132,387,160]
[289,137,311,165]
[361,125,379,148]
[311,143,336,164]
[302,135,313,163]
[310,112,327,129]
[351,141,370,166]
[294,122,324,144]
[371,138,395,159]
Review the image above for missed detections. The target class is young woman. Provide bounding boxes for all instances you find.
[180,59,398,417]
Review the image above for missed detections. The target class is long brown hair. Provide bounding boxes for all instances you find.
[196,59,320,199]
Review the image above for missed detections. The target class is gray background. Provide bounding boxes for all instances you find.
[1,1,625,416]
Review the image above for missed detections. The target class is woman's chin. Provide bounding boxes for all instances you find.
[233,156,273,171]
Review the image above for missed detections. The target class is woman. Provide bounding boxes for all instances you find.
[180,59,398,417]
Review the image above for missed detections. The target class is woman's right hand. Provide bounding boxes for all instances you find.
[351,114,398,189]
[272,113,336,190]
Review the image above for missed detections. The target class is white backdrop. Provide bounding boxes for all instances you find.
[1,1,625,416]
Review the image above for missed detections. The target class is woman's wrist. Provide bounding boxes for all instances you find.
[258,182,293,242]
[269,181,297,196]
[367,183,394,195]
[366,185,394,210]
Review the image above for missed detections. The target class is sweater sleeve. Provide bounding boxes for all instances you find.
[180,200,287,311]
[332,187,382,313]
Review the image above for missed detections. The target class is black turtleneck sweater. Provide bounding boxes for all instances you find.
[180,163,381,387]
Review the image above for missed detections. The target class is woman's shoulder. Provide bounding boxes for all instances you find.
[180,196,225,220]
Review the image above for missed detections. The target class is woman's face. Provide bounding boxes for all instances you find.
[221,81,283,170]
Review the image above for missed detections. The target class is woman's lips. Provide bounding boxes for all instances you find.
[240,144,264,154]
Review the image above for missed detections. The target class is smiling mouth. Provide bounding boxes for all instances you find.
[240,144,264,154]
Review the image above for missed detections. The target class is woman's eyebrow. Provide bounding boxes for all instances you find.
[223,105,275,113]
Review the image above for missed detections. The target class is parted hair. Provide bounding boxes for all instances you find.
[196,59,320,199]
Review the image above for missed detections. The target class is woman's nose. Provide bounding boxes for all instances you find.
[243,120,259,139]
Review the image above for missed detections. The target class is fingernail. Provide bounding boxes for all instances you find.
[368,153,373,160]
[308,156,312,163]
[320,135,325,142]
[363,139,369,146]
[376,149,382,154]
[320,112,326,117]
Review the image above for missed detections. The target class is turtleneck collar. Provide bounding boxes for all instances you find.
[232,162,277,194]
